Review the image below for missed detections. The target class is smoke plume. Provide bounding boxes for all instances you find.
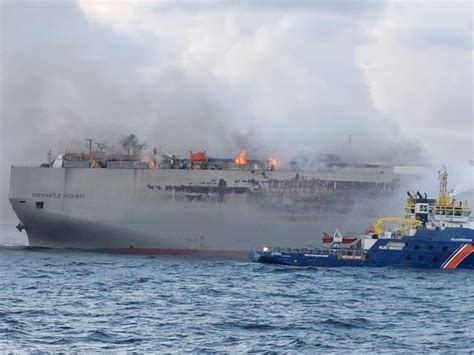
[1,0,472,234]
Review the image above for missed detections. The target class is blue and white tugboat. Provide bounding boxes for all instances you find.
[252,167,474,269]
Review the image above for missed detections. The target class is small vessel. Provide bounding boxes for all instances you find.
[252,167,474,269]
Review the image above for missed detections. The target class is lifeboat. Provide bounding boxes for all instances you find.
[189,151,207,162]
[322,232,357,244]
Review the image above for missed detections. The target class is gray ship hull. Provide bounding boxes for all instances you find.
[9,166,409,258]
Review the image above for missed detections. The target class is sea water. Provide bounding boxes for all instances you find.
[0,247,473,353]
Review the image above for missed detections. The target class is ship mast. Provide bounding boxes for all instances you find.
[438,166,449,206]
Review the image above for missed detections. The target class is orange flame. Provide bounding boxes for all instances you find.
[267,157,278,170]
[235,149,247,165]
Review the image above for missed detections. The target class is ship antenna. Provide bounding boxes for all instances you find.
[94,141,107,154]
[84,138,93,158]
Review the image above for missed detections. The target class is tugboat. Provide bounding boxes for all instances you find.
[252,167,474,269]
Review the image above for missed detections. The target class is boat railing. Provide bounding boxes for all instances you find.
[267,247,335,255]
[335,249,364,256]
[12,164,43,168]
[335,248,366,260]
[260,246,365,257]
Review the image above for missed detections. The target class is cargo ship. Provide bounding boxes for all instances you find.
[9,146,426,258]
[252,167,474,269]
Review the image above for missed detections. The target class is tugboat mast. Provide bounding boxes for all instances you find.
[438,166,449,206]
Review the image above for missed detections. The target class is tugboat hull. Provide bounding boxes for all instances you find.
[252,229,474,269]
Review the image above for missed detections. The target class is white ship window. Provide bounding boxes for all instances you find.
[19,200,25,204]
[418,204,428,212]
[36,201,44,209]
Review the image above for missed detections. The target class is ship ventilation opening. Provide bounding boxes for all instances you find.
[36,201,44,209]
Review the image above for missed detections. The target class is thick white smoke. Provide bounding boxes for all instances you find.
[1,0,472,237]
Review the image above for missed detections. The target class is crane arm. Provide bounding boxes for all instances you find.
[374,217,422,235]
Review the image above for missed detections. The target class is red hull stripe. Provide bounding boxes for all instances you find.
[441,244,465,269]
[443,244,474,270]
[95,247,249,260]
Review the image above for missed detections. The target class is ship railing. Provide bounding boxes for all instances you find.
[11,164,44,168]
[265,247,334,254]
[335,249,365,259]
[263,246,360,255]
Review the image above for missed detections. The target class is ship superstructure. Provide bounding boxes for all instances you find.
[9,147,427,258]
[252,167,474,268]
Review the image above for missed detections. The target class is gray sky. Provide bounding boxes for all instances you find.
[1,0,473,231]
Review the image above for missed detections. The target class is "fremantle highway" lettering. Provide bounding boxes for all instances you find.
[32,192,85,199]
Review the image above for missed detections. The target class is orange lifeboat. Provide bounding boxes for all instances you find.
[189,151,207,162]
[322,232,358,244]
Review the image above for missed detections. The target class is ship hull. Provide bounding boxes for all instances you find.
[9,166,411,258]
[252,228,474,269]
[249,249,474,269]
[253,251,474,269]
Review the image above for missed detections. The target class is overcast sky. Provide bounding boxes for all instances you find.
[0,0,473,227]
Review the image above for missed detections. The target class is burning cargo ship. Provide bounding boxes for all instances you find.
[9,147,425,258]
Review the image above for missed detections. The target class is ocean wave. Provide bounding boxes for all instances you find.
[0,247,472,352]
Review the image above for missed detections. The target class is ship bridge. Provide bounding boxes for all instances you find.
[404,166,472,229]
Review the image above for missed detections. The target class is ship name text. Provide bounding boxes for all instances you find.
[32,192,85,199]
[378,242,405,251]
[451,237,472,242]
